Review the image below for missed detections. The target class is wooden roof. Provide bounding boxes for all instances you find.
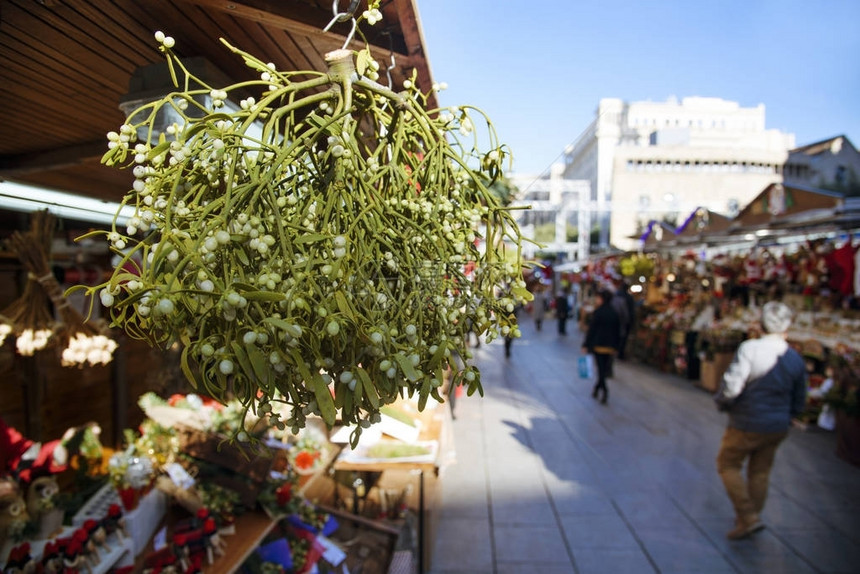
[0,0,434,203]
[729,183,843,231]
[789,134,855,158]
[675,207,731,240]
[640,220,677,250]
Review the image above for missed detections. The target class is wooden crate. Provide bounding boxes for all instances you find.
[175,423,272,483]
[700,352,734,392]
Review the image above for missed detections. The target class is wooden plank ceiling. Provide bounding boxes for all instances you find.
[0,0,434,202]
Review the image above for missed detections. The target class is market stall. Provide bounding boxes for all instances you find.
[594,182,860,467]
[1,389,455,573]
[2,1,536,571]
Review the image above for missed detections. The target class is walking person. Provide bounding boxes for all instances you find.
[532,285,548,332]
[581,289,621,404]
[713,301,807,540]
[610,286,630,368]
[555,289,570,336]
[503,303,521,358]
[614,281,636,359]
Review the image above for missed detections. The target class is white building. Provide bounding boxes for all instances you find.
[508,165,591,262]
[783,135,860,192]
[560,96,796,251]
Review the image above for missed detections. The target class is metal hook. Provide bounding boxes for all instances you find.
[324,0,360,29]
[377,30,396,88]
[323,0,360,48]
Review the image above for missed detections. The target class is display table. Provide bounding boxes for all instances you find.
[201,512,277,574]
[332,403,452,574]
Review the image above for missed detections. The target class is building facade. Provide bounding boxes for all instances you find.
[508,165,591,262]
[560,96,796,251]
[783,135,860,194]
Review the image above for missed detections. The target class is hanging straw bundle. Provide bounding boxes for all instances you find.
[2,211,57,355]
[3,210,117,365]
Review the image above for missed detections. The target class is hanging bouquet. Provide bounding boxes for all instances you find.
[69,7,531,445]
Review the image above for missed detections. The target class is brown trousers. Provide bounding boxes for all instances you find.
[716,426,788,523]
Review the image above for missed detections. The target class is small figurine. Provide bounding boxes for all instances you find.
[73,525,101,566]
[101,503,127,541]
[40,540,64,574]
[26,475,64,540]
[172,516,225,569]
[3,541,36,574]
[62,538,91,574]
[0,479,29,550]
[83,518,108,556]
[142,547,179,574]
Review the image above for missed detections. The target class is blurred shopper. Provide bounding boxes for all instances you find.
[610,287,630,364]
[555,289,570,336]
[532,285,549,332]
[570,280,582,324]
[581,289,621,404]
[713,301,808,540]
[504,303,521,358]
[614,281,636,359]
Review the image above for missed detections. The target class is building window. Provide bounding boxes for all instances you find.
[836,165,847,184]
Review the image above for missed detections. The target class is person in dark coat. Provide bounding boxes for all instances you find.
[555,290,570,335]
[503,303,522,358]
[581,289,621,403]
[614,281,636,359]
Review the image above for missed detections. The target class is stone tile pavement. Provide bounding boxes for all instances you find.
[428,318,860,574]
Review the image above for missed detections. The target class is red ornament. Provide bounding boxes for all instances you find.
[275,482,293,506]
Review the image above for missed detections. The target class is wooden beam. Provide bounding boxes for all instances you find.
[390,0,436,108]
[0,140,107,176]
[174,0,412,56]
[177,0,362,50]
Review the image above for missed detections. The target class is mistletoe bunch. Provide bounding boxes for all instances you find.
[71,23,530,444]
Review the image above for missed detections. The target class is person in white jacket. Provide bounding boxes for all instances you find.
[713,301,807,540]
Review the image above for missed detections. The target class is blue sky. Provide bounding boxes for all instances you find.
[418,0,860,176]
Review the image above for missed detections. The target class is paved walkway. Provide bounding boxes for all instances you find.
[428,317,860,574]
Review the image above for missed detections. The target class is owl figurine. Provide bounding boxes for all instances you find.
[0,478,29,548]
